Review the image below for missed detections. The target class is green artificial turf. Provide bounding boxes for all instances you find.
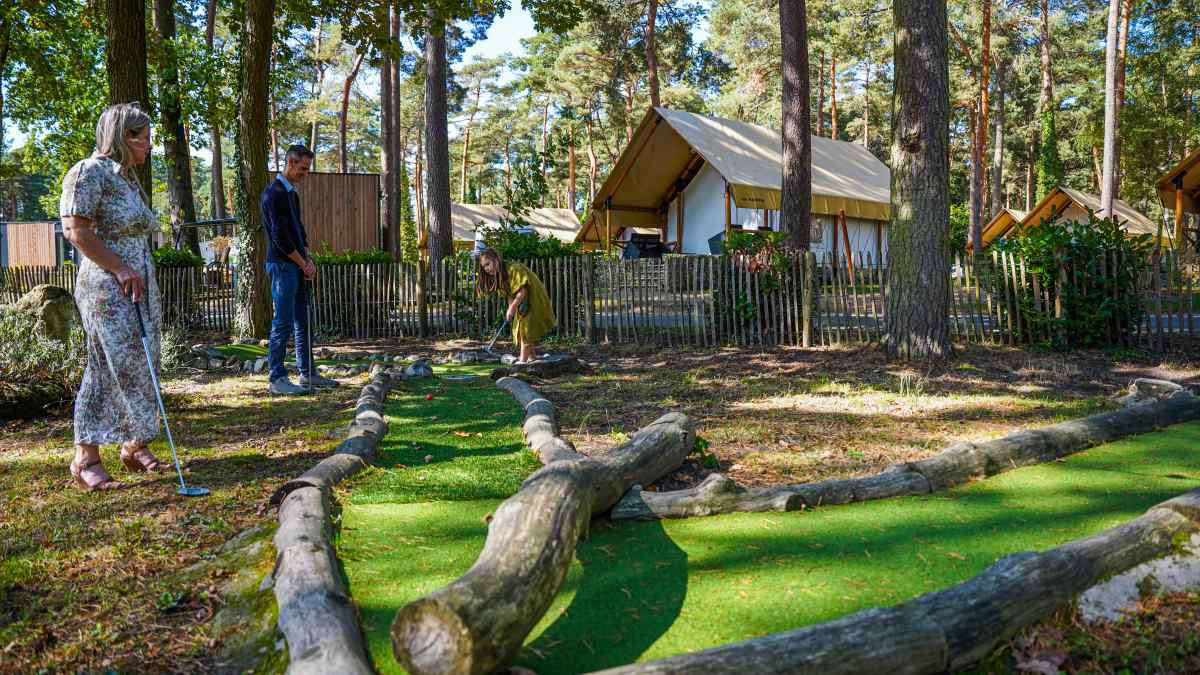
[342,364,542,504]
[338,388,1200,673]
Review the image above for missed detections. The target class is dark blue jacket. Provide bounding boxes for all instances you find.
[260,176,308,264]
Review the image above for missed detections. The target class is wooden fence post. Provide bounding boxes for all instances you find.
[802,251,815,348]
[417,261,429,338]
[584,255,595,344]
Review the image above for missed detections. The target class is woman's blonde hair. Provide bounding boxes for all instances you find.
[94,102,152,172]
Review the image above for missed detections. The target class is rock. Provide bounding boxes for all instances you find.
[190,355,210,370]
[1078,533,1200,623]
[404,359,434,378]
[14,285,79,342]
[208,358,224,369]
[1118,378,1194,408]
[236,337,257,345]
[369,364,387,379]
[393,355,406,364]
[452,350,500,364]
[224,356,240,368]
[258,339,269,348]
[500,354,519,366]
[254,357,268,374]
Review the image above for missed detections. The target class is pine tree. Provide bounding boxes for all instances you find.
[398,160,417,262]
[1035,108,1063,202]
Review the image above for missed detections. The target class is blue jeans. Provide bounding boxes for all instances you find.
[266,262,311,382]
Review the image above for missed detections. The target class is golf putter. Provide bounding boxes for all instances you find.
[134,302,209,497]
[484,318,510,356]
[305,277,314,387]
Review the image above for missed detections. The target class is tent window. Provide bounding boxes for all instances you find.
[811,218,824,244]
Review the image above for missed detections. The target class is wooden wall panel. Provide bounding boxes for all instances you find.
[4,222,57,267]
[261,172,381,254]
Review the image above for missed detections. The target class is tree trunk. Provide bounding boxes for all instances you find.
[969,0,991,253]
[780,0,811,251]
[990,58,1006,218]
[460,79,483,203]
[234,0,275,338]
[391,410,696,675]
[1092,145,1102,192]
[205,0,226,221]
[567,119,577,212]
[388,7,403,256]
[1099,0,1121,217]
[624,80,636,144]
[540,99,551,204]
[153,0,200,254]
[381,47,395,257]
[862,61,870,147]
[829,55,838,139]
[339,52,365,174]
[0,18,8,179]
[1038,0,1053,115]
[309,18,325,168]
[1113,0,1132,198]
[105,0,152,199]
[882,0,951,361]
[415,126,425,246]
[424,9,452,263]
[503,133,513,196]
[644,0,661,108]
[816,51,825,136]
[1026,135,1035,212]
[585,114,598,205]
[270,84,280,171]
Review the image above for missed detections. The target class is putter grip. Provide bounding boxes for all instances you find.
[134,302,147,338]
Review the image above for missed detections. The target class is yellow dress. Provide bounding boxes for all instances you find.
[502,261,556,344]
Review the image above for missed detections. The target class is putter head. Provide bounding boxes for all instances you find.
[178,486,210,497]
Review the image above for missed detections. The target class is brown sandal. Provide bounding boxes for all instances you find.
[120,444,168,473]
[70,458,126,491]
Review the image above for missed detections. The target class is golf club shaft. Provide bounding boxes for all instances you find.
[134,303,188,490]
[305,278,313,382]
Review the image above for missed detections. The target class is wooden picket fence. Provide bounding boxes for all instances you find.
[2,251,1196,350]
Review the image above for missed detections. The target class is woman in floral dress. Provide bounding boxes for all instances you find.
[60,102,167,491]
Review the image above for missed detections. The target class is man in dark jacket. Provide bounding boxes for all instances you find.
[261,144,337,394]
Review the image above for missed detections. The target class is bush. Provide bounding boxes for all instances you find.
[152,245,204,268]
[310,245,393,266]
[0,305,85,389]
[478,217,584,261]
[995,209,1152,349]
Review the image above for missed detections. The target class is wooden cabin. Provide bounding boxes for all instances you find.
[1155,147,1200,253]
[575,108,891,262]
[977,208,1026,250]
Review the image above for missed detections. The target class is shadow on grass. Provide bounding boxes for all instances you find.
[519,519,688,672]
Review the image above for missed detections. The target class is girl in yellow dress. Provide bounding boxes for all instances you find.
[476,248,556,363]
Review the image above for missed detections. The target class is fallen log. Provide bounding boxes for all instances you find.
[590,488,1200,675]
[614,389,1200,520]
[391,411,696,675]
[496,376,585,463]
[269,373,400,675]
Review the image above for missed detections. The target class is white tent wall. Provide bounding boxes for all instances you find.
[667,163,888,260]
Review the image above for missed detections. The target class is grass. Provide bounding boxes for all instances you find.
[338,373,1200,673]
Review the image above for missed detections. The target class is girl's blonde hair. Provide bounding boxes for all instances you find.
[94,102,152,173]
[475,248,510,297]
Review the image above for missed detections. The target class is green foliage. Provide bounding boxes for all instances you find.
[310,245,394,265]
[152,245,205,268]
[715,230,789,330]
[398,163,419,263]
[996,210,1152,349]
[478,217,584,260]
[1034,109,1064,203]
[0,306,85,388]
[949,203,970,253]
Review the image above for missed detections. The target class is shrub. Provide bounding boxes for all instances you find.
[310,245,393,265]
[152,245,204,268]
[995,209,1152,349]
[478,217,584,260]
[0,305,85,389]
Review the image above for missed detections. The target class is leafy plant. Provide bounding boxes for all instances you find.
[309,244,393,266]
[478,217,584,260]
[0,306,85,388]
[995,209,1151,349]
[152,245,204,268]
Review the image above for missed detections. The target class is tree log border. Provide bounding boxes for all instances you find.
[614,386,1200,521]
[267,371,406,675]
[590,487,1200,675]
[390,378,694,675]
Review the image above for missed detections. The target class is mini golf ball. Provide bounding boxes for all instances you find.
[425,394,434,400]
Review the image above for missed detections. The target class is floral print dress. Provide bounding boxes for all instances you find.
[60,156,162,445]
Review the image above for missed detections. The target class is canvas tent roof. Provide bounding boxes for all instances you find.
[979,208,1027,248]
[450,204,582,242]
[988,186,1163,247]
[577,108,891,244]
[1156,147,1200,215]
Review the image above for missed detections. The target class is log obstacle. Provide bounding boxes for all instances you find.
[614,384,1200,520]
[269,370,411,675]
[590,487,1200,674]
[390,379,695,675]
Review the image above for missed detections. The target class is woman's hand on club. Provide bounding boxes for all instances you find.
[506,305,516,322]
[116,264,146,302]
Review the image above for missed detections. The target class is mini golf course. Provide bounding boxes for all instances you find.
[337,374,1200,674]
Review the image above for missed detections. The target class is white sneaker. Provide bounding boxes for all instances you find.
[269,377,310,395]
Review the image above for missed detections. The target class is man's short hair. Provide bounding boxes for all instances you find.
[286,144,315,163]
